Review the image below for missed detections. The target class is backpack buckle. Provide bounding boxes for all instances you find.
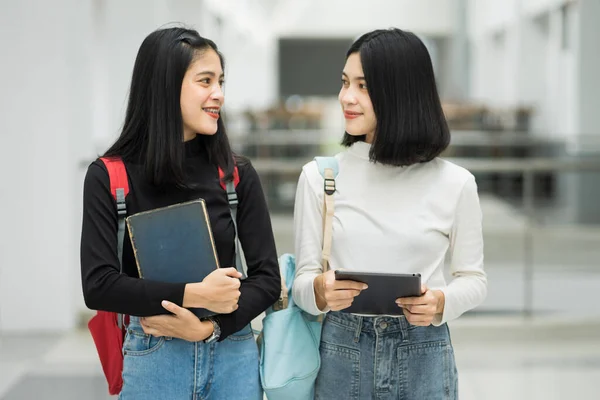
[273,296,288,311]
[324,178,336,195]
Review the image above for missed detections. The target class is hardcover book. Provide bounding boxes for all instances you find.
[126,199,219,319]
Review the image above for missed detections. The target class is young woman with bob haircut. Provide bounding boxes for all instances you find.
[293,28,487,400]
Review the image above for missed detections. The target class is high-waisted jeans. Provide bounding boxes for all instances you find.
[118,316,261,400]
[315,311,458,400]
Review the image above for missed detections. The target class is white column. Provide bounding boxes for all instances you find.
[0,0,96,332]
[576,0,600,146]
[572,0,600,223]
[448,0,469,100]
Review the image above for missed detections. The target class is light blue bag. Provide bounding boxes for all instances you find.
[259,157,339,400]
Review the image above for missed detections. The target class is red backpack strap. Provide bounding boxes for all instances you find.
[218,164,247,279]
[88,157,130,396]
[99,157,130,200]
[218,165,240,190]
[98,157,129,329]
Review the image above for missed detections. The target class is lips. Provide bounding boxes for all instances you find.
[344,110,362,120]
[203,107,220,119]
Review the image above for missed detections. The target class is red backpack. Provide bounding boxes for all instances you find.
[87,157,241,395]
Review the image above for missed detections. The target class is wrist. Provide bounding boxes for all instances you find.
[183,282,206,309]
[194,320,214,342]
[202,318,221,343]
[433,290,445,314]
[313,275,327,311]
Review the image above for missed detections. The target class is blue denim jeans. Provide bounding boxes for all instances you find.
[118,317,261,400]
[315,312,458,400]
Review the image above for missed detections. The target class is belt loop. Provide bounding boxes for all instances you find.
[399,315,408,342]
[354,316,363,343]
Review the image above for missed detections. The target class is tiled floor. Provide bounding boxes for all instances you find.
[451,317,600,399]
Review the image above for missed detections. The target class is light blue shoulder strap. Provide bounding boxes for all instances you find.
[314,156,339,178]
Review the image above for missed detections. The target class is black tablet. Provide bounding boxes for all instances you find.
[334,270,422,315]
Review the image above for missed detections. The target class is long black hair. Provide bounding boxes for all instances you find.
[104,27,235,187]
[341,28,450,166]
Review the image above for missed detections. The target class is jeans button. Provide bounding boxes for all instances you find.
[379,321,388,329]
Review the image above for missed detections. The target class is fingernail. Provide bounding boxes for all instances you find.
[161,300,169,307]
[363,285,368,290]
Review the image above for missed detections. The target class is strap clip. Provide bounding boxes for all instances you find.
[324,178,336,195]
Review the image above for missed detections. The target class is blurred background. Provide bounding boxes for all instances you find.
[1,0,599,399]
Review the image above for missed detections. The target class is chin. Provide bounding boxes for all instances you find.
[196,124,219,136]
[345,127,366,137]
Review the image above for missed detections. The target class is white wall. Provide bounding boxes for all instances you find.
[522,0,565,17]
[468,0,520,36]
[274,0,456,38]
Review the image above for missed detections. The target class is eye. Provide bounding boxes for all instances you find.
[359,83,367,90]
[219,80,225,87]
[341,78,349,87]
[199,78,210,85]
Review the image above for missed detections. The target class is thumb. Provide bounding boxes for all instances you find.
[421,284,428,295]
[324,270,336,289]
[162,300,179,315]
[223,267,243,278]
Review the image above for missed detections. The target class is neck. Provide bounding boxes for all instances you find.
[183,130,196,142]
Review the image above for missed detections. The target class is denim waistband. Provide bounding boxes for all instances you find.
[325,311,413,336]
[125,316,175,341]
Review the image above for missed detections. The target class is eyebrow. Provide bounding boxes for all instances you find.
[341,71,365,80]
[195,71,225,78]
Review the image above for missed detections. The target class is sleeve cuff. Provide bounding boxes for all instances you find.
[213,314,236,342]
[431,288,449,327]
[300,274,329,316]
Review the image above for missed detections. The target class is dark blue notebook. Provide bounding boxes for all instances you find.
[126,199,219,319]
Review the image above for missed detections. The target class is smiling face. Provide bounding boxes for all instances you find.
[339,52,377,143]
[180,48,225,141]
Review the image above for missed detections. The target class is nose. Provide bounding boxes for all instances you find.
[212,85,224,104]
[339,87,357,106]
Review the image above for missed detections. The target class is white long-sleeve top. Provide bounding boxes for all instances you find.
[292,141,487,325]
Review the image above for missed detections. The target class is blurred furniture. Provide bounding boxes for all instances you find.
[443,102,533,131]
[443,130,565,204]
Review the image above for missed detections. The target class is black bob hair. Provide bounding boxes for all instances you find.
[341,28,450,166]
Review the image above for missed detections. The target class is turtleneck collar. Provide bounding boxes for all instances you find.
[347,140,372,160]
[184,134,209,158]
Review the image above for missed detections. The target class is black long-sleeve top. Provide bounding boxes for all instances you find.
[80,136,281,340]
